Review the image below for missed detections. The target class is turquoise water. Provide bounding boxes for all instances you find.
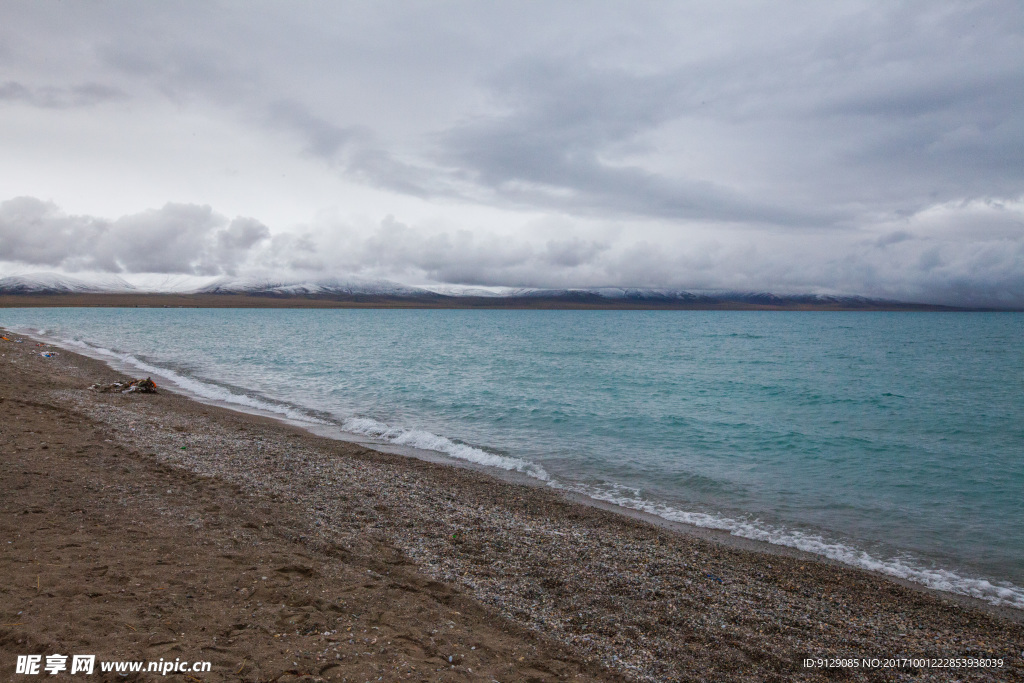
[4,308,1022,607]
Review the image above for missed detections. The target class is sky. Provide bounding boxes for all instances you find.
[1,1,1022,306]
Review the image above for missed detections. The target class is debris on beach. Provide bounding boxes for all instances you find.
[40,351,56,358]
[90,377,158,394]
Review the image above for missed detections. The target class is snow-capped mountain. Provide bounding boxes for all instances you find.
[0,270,959,309]
[0,272,434,297]
[418,284,541,298]
[0,272,136,294]
[196,276,435,297]
[119,273,219,293]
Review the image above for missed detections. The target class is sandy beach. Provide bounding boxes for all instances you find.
[2,331,1022,682]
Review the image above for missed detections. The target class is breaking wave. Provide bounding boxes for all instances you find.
[558,480,1024,609]
[341,416,550,481]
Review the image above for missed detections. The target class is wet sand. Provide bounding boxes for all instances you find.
[1,331,1022,681]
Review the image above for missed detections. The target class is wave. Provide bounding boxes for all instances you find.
[31,327,550,481]
[341,416,550,481]
[559,481,1024,609]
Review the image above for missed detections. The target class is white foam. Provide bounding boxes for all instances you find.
[342,416,550,481]
[564,481,1024,609]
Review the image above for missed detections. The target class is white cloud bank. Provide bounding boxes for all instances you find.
[0,197,269,275]
[2,196,1022,308]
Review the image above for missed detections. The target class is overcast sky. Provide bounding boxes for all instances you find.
[1,1,1022,306]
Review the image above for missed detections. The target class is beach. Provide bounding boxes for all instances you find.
[2,332,1022,682]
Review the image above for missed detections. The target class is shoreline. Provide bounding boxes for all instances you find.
[3,329,1023,680]
[19,325,1024,619]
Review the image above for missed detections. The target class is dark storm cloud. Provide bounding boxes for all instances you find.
[0,197,268,275]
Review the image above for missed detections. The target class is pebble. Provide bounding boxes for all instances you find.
[62,387,1024,682]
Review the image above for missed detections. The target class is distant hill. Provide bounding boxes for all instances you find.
[0,272,982,310]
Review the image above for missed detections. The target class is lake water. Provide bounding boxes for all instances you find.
[4,308,1022,607]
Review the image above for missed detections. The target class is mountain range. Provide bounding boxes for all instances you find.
[0,272,978,310]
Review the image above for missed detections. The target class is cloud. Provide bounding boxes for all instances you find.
[267,101,364,162]
[0,196,105,265]
[428,2,1024,225]
[0,197,269,275]
[4,3,1020,227]
[0,3,1021,307]
[254,201,1024,307]
[437,59,796,223]
[96,204,271,275]
[2,196,1023,307]
[0,81,125,108]
[264,100,449,197]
